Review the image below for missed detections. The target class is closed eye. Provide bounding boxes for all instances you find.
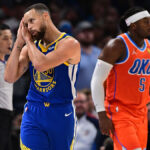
[29,18,35,23]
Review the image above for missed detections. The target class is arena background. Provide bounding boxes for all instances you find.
[0,0,150,149]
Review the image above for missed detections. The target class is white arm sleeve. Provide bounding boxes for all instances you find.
[91,59,113,112]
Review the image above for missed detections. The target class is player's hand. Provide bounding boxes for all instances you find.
[16,19,25,47]
[21,20,33,43]
[98,111,114,136]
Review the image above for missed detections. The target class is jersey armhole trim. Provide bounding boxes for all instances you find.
[54,40,70,66]
[54,35,71,67]
[115,36,129,64]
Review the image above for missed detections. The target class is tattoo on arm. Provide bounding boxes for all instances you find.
[17,46,22,51]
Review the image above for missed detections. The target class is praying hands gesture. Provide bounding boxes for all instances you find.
[21,20,33,43]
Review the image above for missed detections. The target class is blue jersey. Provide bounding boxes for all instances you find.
[26,33,80,104]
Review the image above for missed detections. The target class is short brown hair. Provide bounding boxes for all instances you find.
[24,3,50,15]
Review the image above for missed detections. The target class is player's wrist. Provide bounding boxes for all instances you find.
[14,40,24,51]
[26,39,34,45]
[98,111,107,120]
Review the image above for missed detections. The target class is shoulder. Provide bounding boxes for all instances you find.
[105,38,126,50]
[147,39,150,44]
[58,36,80,49]
[56,36,81,64]
[99,37,126,64]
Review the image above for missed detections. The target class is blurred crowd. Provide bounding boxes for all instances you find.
[1,0,150,149]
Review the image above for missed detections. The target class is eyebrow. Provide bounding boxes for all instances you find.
[3,35,12,38]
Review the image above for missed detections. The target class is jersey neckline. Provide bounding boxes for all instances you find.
[39,32,66,50]
[125,33,146,52]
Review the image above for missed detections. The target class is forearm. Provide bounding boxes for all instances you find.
[26,41,46,70]
[91,59,113,112]
[98,111,107,121]
[91,74,106,112]
[4,41,23,82]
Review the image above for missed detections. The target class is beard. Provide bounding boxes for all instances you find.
[31,25,46,41]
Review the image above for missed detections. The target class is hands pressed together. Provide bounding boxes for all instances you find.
[16,18,33,48]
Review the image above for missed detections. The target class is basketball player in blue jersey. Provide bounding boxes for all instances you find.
[4,3,81,150]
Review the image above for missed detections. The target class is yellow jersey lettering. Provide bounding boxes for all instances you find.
[51,84,55,88]
[39,88,42,92]
[53,81,56,84]
[34,80,57,92]
[48,69,53,74]
[44,102,50,107]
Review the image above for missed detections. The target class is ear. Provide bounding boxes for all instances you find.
[43,12,49,20]
[130,23,136,30]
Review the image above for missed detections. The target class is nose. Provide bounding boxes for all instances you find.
[8,39,12,47]
[28,23,32,31]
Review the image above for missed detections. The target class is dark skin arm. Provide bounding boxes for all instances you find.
[98,38,126,136]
